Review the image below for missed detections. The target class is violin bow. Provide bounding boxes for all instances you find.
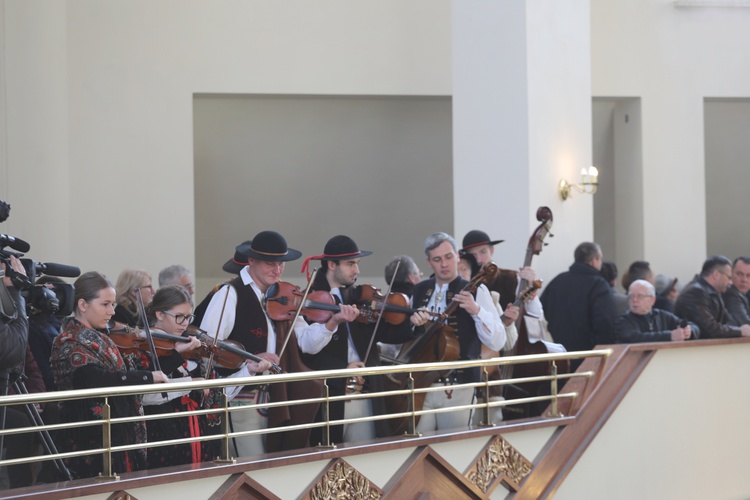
[363,258,400,364]
[204,283,231,377]
[134,288,169,399]
[133,288,162,373]
[276,268,318,361]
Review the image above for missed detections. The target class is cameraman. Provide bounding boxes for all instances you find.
[0,255,29,368]
[1,255,34,489]
[28,276,66,392]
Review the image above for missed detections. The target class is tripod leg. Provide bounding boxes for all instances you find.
[13,379,73,481]
[0,371,9,454]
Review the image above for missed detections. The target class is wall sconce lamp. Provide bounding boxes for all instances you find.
[559,166,599,201]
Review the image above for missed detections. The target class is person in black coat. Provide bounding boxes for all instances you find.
[0,256,28,370]
[723,256,750,327]
[615,279,699,343]
[540,242,616,370]
[0,256,32,489]
[675,256,750,339]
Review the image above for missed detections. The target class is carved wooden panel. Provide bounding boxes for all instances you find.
[301,458,383,500]
[465,435,532,494]
[107,492,138,500]
[209,473,281,500]
[382,446,486,499]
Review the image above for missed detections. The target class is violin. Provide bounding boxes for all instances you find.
[381,262,499,435]
[264,281,341,323]
[184,325,283,374]
[354,285,443,325]
[105,320,185,357]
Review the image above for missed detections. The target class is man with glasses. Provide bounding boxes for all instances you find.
[615,279,698,343]
[723,256,750,327]
[675,255,750,338]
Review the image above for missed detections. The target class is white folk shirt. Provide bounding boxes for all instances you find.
[199,266,339,361]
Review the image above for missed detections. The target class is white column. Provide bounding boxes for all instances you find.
[452,0,594,280]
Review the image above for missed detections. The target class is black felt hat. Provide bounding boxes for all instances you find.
[222,240,251,274]
[320,235,372,260]
[461,230,504,252]
[234,231,302,263]
[300,235,372,278]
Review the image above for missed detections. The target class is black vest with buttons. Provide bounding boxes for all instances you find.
[412,276,482,383]
[214,276,271,378]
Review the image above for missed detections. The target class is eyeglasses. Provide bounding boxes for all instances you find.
[627,293,654,300]
[139,284,154,291]
[161,311,195,325]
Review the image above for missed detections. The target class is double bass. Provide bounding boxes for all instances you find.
[381,263,499,436]
[499,206,569,419]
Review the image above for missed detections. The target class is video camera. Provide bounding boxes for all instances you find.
[0,201,80,316]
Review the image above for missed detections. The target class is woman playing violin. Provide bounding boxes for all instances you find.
[137,285,218,468]
[50,271,169,479]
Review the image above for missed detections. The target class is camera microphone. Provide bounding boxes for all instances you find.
[35,262,81,278]
[0,234,31,253]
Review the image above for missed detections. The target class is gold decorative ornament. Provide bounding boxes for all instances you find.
[308,460,382,500]
[466,435,533,493]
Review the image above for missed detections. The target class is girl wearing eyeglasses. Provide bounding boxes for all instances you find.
[139,284,223,468]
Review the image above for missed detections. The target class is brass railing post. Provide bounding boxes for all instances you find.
[317,380,335,448]
[96,397,119,481]
[214,389,235,464]
[547,361,563,418]
[478,366,494,427]
[406,374,418,436]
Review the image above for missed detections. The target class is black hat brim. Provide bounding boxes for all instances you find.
[461,239,504,252]
[311,250,373,260]
[222,259,245,274]
[235,243,302,262]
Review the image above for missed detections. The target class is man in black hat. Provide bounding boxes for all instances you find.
[199,231,358,457]
[191,240,249,326]
[299,235,414,443]
[409,232,516,433]
[460,229,543,320]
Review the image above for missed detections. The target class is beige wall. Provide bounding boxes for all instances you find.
[1,1,749,293]
[557,343,750,499]
[591,0,750,284]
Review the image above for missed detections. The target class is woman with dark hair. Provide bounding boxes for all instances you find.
[50,271,168,479]
[140,285,220,468]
